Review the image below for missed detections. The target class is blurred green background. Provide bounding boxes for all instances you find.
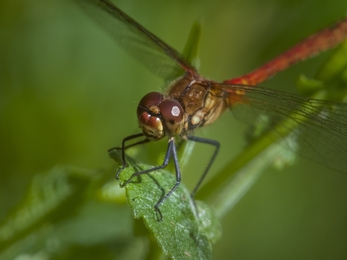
[1,0,347,259]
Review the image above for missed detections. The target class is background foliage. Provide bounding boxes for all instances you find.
[1,0,347,259]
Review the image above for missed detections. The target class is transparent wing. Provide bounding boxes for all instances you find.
[223,84,347,173]
[75,0,197,79]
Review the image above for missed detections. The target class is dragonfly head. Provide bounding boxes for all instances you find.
[137,92,184,140]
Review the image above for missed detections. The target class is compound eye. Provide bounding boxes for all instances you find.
[159,100,183,125]
[137,92,163,117]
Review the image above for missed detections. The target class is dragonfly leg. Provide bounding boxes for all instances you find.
[153,138,181,220]
[118,137,179,220]
[188,136,220,198]
[121,139,174,187]
[107,133,148,179]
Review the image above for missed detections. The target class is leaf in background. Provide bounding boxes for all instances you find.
[0,165,108,258]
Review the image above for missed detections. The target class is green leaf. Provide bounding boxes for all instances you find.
[316,39,347,83]
[109,149,221,260]
[296,75,324,96]
[0,165,114,259]
[181,21,201,70]
[165,20,202,81]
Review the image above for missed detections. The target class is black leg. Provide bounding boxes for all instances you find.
[121,138,174,186]
[108,134,150,153]
[111,134,181,217]
[187,135,220,198]
[112,134,219,220]
[120,137,180,221]
[154,137,181,219]
[108,133,149,179]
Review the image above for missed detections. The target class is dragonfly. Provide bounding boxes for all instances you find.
[76,0,347,218]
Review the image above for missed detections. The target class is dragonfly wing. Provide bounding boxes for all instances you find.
[224,84,347,173]
[75,0,197,80]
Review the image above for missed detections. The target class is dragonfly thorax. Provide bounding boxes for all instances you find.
[137,92,184,140]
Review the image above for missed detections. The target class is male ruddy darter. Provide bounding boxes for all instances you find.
[77,0,347,219]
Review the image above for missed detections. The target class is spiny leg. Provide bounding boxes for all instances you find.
[107,133,149,179]
[121,138,174,187]
[154,138,181,220]
[188,135,220,198]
